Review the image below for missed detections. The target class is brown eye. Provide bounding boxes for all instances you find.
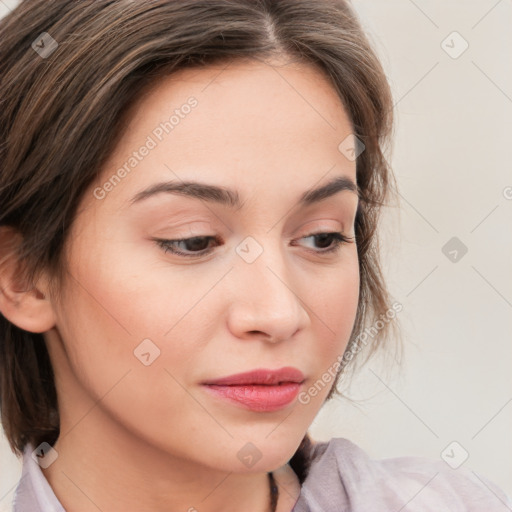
[155,236,221,257]
[292,232,354,254]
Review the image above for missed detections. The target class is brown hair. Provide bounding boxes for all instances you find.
[0,0,399,482]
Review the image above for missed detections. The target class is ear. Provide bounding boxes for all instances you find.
[0,226,56,333]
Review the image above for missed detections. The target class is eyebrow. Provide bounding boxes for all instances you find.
[129,175,359,209]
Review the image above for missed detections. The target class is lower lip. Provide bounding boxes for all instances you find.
[202,382,301,412]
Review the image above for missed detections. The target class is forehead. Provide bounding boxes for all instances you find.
[95,58,357,211]
[128,57,353,137]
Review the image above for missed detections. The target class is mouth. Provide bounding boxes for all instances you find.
[201,367,305,412]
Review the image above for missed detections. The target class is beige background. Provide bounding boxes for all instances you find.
[1,0,511,509]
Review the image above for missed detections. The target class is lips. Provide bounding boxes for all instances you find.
[201,367,305,412]
[202,367,305,386]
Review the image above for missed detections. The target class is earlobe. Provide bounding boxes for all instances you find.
[0,226,56,334]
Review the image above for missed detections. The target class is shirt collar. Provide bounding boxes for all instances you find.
[12,442,66,512]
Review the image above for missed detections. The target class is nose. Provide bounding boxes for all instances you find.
[226,244,310,343]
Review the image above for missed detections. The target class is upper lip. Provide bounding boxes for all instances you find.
[202,367,305,386]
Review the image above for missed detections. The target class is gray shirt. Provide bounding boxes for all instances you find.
[12,437,512,511]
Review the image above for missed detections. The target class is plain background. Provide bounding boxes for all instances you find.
[1,0,511,509]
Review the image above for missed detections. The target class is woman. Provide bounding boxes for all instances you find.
[0,1,509,511]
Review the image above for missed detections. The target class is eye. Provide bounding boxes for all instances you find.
[153,231,354,259]
[154,235,220,258]
[292,232,354,255]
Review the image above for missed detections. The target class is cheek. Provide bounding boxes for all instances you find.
[54,253,222,457]
[308,255,360,350]
[56,231,221,401]
[297,253,360,408]
[58,247,209,376]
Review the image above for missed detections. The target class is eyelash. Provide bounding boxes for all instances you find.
[154,232,354,259]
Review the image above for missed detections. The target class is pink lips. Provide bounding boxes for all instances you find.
[202,367,305,412]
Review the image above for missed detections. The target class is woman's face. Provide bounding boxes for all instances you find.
[45,58,360,472]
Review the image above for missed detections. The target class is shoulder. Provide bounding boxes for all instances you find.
[292,437,512,511]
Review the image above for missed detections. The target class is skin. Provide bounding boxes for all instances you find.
[0,57,360,512]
